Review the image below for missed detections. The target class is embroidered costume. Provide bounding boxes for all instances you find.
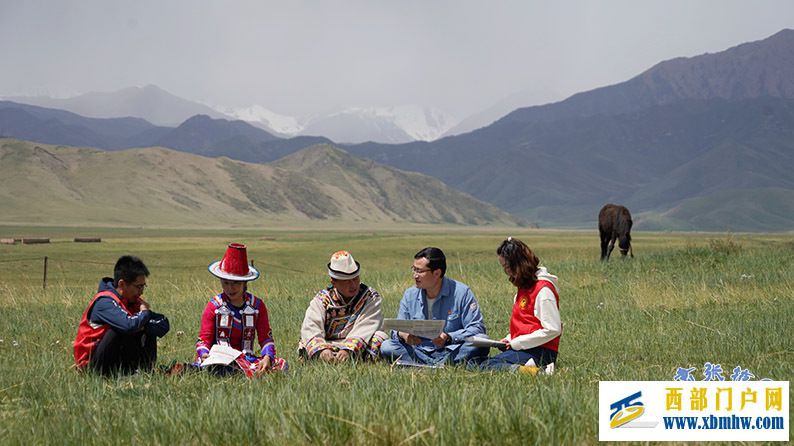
[298,283,386,359]
[197,243,287,377]
[196,292,287,374]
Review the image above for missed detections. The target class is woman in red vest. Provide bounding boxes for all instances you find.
[480,237,562,372]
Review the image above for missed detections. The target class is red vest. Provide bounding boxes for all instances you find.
[510,280,560,352]
[73,290,135,368]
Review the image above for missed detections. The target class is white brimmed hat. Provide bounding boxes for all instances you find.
[327,250,360,280]
[208,243,260,282]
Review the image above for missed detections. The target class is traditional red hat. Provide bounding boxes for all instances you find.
[208,243,260,281]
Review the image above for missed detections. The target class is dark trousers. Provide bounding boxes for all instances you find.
[478,347,557,371]
[89,329,157,376]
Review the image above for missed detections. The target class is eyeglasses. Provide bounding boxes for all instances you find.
[410,267,432,274]
[130,283,147,292]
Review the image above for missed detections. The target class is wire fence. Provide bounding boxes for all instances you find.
[0,254,308,289]
[0,257,45,264]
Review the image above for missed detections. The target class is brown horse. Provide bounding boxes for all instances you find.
[599,204,633,260]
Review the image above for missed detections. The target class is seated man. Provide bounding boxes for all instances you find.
[74,255,170,375]
[298,251,386,362]
[380,247,488,365]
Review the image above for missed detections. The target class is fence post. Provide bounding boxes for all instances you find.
[43,256,48,289]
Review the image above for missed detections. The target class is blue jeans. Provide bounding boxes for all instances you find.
[478,347,557,371]
[380,339,488,365]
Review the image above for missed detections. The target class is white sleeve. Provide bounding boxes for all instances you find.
[300,296,327,344]
[509,287,561,351]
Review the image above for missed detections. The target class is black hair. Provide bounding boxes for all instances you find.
[414,247,446,277]
[496,238,540,289]
[113,255,150,286]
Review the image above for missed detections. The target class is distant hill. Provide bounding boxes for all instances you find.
[639,188,794,232]
[134,114,332,163]
[343,29,794,231]
[0,100,163,149]
[501,29,794,126]
[145,114,277,153]
[0,102,329,162]
[5,85,230,126]
[0,139,521,227]
[443,84,565,137]
[6,85,458,144]
[272,144,518,225]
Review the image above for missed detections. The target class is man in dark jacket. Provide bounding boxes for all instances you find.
[74,255,169,375]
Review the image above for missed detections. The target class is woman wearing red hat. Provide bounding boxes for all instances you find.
[195,243,287,376]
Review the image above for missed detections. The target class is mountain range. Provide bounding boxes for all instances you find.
[4,86,459,144]
[221,104,458,143]
[442,84,566,137]
[3,85,228,127]
[2,29,793,231]
[0,102,334,164]
[0,139,520,227]
[343,29,794,231]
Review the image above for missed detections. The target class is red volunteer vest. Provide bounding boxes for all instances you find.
[73,290,136,368]
[510,280,561,352]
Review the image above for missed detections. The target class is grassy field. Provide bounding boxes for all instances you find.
[0,227,792,445]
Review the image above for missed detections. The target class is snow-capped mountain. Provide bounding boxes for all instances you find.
[215,104,304,137]
[304,105,458,143]
[7,83,459,144]
[218,104,458,144]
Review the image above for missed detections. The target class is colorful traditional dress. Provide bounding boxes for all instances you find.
[196,292,287,376]
[298,283,386,359]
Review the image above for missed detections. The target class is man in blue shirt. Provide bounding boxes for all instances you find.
[380,247,488,365]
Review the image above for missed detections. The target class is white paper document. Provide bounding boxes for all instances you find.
[200,344,243,366]
[465,336,507,349]
[382,318,445,339]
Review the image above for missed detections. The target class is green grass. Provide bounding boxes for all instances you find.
[0,229,792,445]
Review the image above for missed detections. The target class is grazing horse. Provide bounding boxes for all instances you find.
[598,204,633,261]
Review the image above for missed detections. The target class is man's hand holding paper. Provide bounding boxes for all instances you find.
[382,318,445,339]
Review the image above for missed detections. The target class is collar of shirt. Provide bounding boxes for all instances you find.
[422,277,450,301]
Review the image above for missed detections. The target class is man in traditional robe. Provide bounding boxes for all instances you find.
[298,251,386,362]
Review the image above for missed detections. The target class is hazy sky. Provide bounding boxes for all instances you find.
[2,1,794,119]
